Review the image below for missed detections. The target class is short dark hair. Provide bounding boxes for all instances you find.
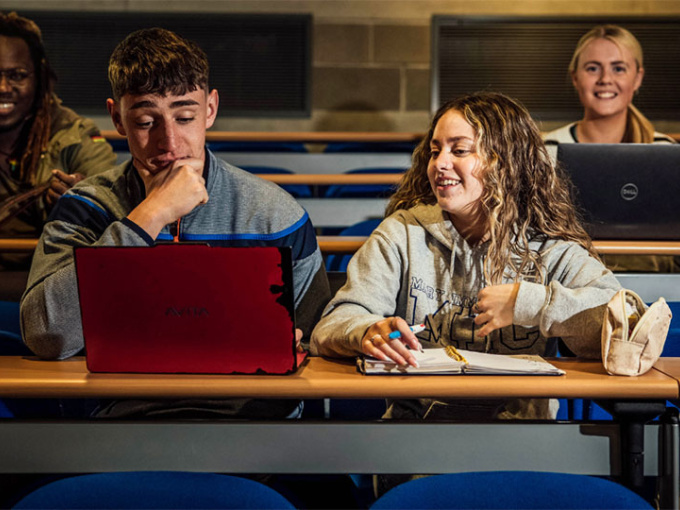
[108,27,209,100]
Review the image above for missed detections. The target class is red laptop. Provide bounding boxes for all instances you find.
[74,244,302,375]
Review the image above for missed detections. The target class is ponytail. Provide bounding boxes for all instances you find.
[624,104,655,143]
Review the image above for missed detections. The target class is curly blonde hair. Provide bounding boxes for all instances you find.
[387,92,597,285]
[569,24,653,143]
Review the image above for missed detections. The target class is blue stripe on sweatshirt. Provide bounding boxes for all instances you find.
[47,194,114,237]
[160,213,318,261]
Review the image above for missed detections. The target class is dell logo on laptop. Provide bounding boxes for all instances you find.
[165,307,209,317]
[620,183,638,201]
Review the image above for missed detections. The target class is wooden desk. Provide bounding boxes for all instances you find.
[3,238,680,257]
[0,356,676,400]
[0,355,677,507]
[316,238,680,256]
[0,238,38,252]
[650,358,680,391]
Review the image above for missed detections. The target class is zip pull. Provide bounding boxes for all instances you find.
[171,218,181,243]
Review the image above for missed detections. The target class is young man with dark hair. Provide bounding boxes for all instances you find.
[20,27,330,418]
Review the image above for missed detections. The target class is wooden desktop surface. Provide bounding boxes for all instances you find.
[648,358,680,386]
[316,237,680,255]
[4,238,680,255]
[0,356,677,400]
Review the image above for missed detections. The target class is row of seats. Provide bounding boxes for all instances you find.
[241,167,403,199]
[110,138,412,199]
[6,470,652,509]
[109,140,418,154]
[207,141,418,154]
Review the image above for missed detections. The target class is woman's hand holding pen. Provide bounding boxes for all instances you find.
[473,282,520,337]
[362,316,422,368]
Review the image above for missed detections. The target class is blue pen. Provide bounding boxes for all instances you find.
[388,324,426,339]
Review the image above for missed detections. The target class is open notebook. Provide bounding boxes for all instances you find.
[358,346,565,375]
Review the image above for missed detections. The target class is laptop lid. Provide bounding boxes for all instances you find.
[557,143,680,240]
[75,244,300,374]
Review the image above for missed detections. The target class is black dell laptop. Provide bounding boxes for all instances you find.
[557,143,680,240]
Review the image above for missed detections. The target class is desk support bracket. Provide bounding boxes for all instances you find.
[656,407,679,510]
[595,400,669,494]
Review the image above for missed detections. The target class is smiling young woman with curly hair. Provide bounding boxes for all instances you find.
[312,92,620,426]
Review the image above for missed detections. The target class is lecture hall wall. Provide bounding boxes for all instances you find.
[5,0,680,134]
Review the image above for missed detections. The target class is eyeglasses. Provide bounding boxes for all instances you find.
[0,69,34,85]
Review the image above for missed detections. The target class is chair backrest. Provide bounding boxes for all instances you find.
[324,142,416,153]
[370,471,652,509]
[0,399,12,418]
[208,141,307,153]
[0,300,20,335]
[0,300,31,356]
[325,218,382,272]
[323,167,405,198]
[240,165,312,198]
[328,398,386,420]
[661,301,680,356]
[12,472,295,509]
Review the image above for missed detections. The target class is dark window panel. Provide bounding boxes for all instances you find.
[432,16,680,121]
[22,11,311,118]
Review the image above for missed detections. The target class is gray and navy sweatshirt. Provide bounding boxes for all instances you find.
[20,150,329,417]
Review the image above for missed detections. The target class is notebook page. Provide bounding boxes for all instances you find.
[459,350,565,375]
[359,348,465,374]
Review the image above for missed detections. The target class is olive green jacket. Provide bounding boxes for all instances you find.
[0,96,116,269]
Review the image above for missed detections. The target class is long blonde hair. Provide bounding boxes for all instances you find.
[569,24,654,143]
[387,92,596,285]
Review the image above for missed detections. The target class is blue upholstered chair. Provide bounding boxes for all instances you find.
[12,472,295,509]
[0,300,21,339]
[323,167,404,198]
[370,471,653,509]
[0,301,36,418]
[324,142,416,154]
[0,399,12,418]
[240,165,312,198]
[208,141,307,153]
[325,218,382,272]
[661,301,680,357]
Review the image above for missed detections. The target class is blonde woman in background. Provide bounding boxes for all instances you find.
[544,25,678,273]
[544,24,675,146]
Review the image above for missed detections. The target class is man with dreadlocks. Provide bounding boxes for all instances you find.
[0,12,116,270]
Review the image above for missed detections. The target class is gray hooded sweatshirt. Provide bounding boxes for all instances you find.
[311,203,621,420]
